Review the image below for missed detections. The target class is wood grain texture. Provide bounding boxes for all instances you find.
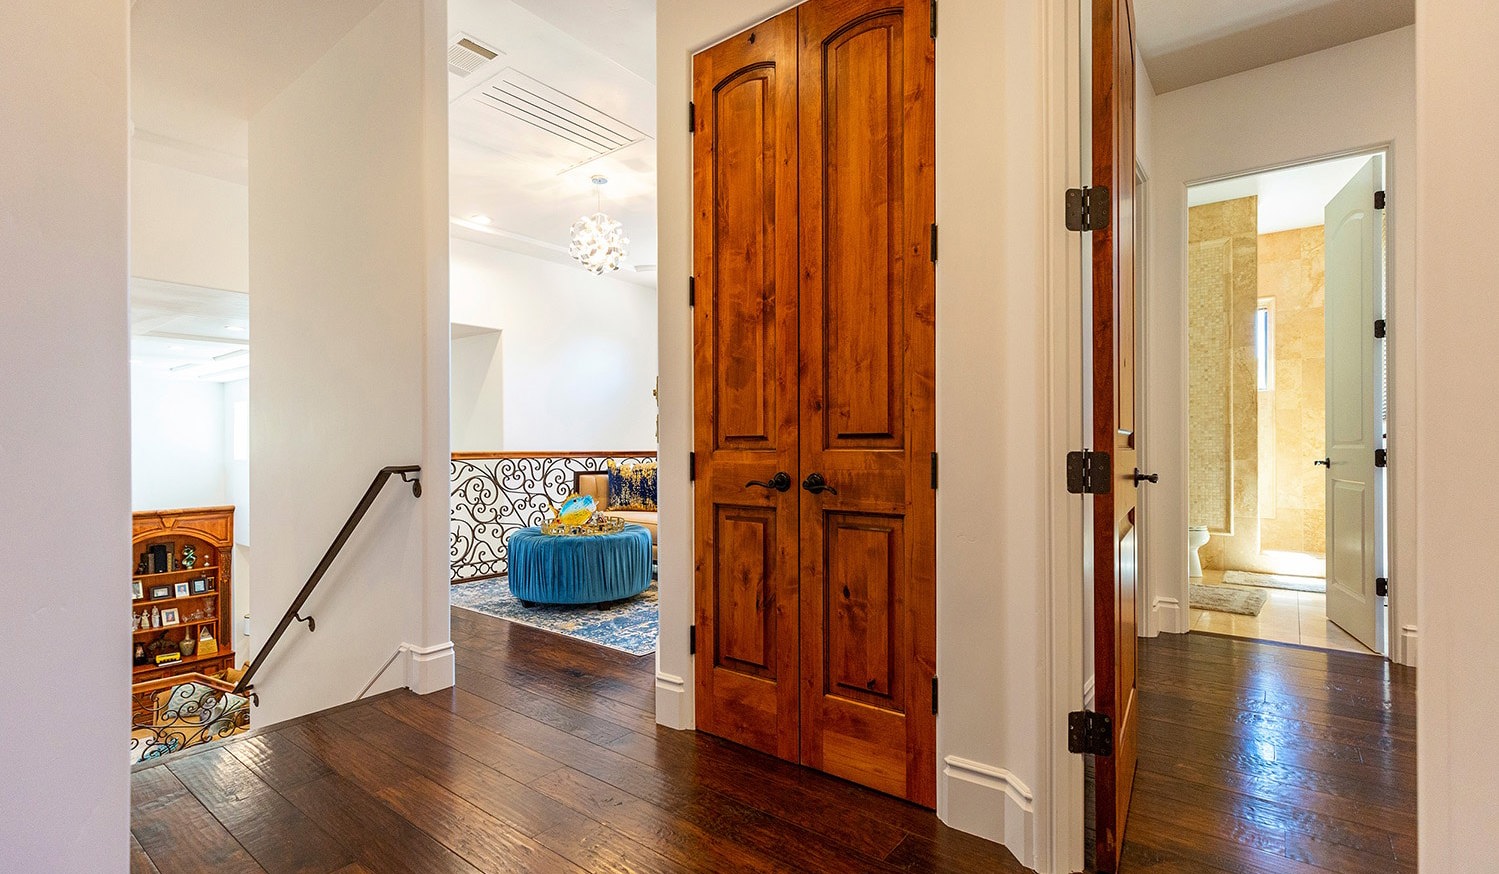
[1092,0,1140,867]
[1121,632,1416,873]
[131,609,1028,873]
[691,5,803,764]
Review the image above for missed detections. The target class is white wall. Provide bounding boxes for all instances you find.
[130,158,250,293]
[249,0,451,727]
[658,3,1079,869]
[1416,1,1499,865]
[1144,27,1418,664]
[0,0,131,868]
[450,329,504,451]
[450,238,659,451]
[131,369,228,510]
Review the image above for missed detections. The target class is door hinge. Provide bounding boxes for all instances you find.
[688,101,696,134]
[1376,577,1389,597]
[1065,186,1110,232]
[931,676,939,714]
[1068,710,1113,756]
[1375,448,1388,468]
[688,451,696,482]
[929,0,938,39]
[689,276,696,307]
[1375,190,1386,210]
[929,223,938,263]
[1374,318,1387,339]
[930,452,939,489]
[1066,450,1112,495]
[689,624,697,654]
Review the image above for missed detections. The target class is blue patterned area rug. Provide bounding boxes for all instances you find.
[450,576,658,657]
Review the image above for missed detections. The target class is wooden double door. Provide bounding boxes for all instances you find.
[690,0,937,807]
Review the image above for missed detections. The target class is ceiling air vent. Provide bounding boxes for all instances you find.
[448,36,500,77]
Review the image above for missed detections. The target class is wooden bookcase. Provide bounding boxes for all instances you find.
[132,506,235,684]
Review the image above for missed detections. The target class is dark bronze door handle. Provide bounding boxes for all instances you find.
[746,472,793,492]
[801,473,838,495]
[1132,469,1159,485]
[1314,458,1331,467]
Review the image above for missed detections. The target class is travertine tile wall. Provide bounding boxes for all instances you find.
[1187,197,1259,571]
[1258,226,1327,557]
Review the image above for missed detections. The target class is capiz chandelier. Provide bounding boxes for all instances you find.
[569,175,629,275]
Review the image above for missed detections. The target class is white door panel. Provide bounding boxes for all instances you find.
[1323,155,1383,652]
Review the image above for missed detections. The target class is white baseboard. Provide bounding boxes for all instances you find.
[941,756,1036,869]
[1398,626,1418,667]
[403,640,455,694]
[655,670,693,729]
[1152,596,1186,635]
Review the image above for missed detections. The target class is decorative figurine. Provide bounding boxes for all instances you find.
[151,606,161,629]
[182,545,196,569]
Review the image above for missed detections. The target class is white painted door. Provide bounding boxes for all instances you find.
[1323,155,1384,652]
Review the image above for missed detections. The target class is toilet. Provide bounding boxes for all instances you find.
[1188,526,1210,578]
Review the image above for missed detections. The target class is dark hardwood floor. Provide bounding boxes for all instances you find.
[131,607,1028,873]
[1120,631,1416,873]
[130,612,1414,873]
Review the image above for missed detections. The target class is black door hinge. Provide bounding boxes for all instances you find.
[1374,318,1387,339]
[689,625,697,654]
[930,0,938,39]
[689,101,696,134]
[689,276,696,307]
[1375,190,1386,210]
[1066,450,1112,495]
[688,451,696,482]
[929,223,939,262]
[1375,448,1388,468]
[1068,710,1113,756]
[930,452,939,489]
[1065,186,1110,232]
[931,677,939,714]
[1376,577,1389,597]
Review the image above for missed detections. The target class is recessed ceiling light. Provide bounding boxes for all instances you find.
[168,344,186,352]
[224,325,245,332]
[129,359,143,365]
[470,214,493,225]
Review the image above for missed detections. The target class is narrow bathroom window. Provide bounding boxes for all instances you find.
[1255,303,1274,391]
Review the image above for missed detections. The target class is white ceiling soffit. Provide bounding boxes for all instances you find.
[1135,0,1414,94]
[130,278,251,379]
[505,0,656,83]
[1188,153,1378,235]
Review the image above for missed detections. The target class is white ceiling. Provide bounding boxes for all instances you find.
[1189,153,1378,235]
[1135,0,1414,93]
[447,0,658,286]
[131,279,250,382]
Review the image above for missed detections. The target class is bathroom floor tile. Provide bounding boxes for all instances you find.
[1186,575,1377,654]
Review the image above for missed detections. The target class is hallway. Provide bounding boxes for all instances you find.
[1121,632,1416,872]
[129,608,1027,873]
[129,610,1414,873]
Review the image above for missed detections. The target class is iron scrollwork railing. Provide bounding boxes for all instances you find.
[131,675,250,764]
[450,452,656,582]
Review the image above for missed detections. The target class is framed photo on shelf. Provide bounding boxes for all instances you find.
[131,580,143,601]
[148,585,172,601]
[190,578,209,595]
[173,582,190,598]
[161,608,180,626]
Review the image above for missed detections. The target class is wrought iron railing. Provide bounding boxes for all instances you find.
[449,452,655,582]
[233,465,422,702]
[131,673,250,764]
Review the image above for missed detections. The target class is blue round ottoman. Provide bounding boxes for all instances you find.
[507,524,653,605]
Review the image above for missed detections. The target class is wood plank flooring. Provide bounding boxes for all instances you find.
[130,612,1414,873]
[1120,631,1416,873]
[131,607,1028,873]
